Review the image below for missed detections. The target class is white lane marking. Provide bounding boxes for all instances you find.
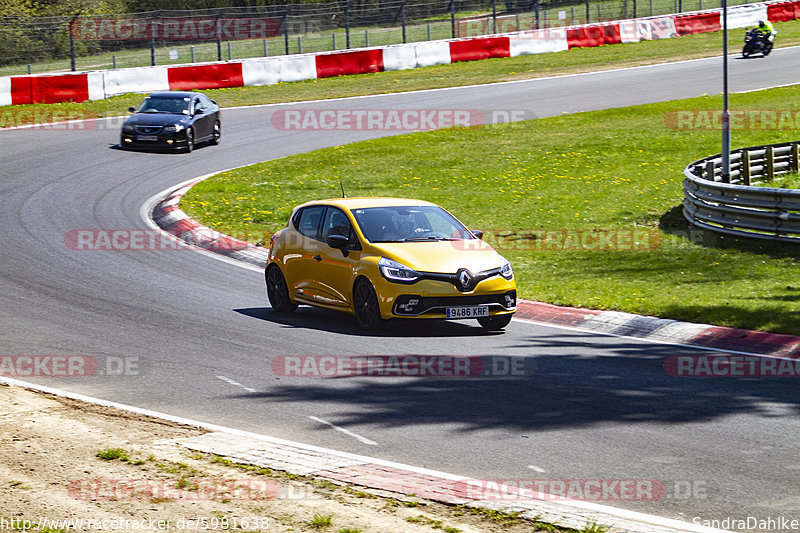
[216,375,257,393]
[308,415,378,446]
[527,465,546,473]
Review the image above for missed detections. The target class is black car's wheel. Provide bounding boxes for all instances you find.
[266,265,297,312]
[185,127,194,152]
[353,279,382,330]
[210,120,221,145]
[477,314,513,331]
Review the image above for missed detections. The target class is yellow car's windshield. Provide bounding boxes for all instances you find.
[351,205,475,243]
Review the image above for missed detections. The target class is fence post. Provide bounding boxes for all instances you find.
[450,0,456,39]
[69,12,80,72]
[535,0,541,29]
[263,39,268,57]
[792,143,800,173]
[216,9,226,62]
[345,2,351,49]
[298,35,302,53]
[366,29,370,46]
[585,0,590,23]
[741,149,751,186]
[150,12,160,67]
[284,9,290,55]
[706,160,716,181]
[402,0,407,43]
[492,0,497,33]
[765,146,775,182]
[191,45,195,62]
[633,0,637,19]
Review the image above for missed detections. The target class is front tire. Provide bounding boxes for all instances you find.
[353,279,382,330]
[266,265,297,312]
[210,120,221,145]
[185,127,194,152]
[478,314,513,331]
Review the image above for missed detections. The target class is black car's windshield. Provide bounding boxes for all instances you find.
[135,96,191,115]
[352,205,475,243]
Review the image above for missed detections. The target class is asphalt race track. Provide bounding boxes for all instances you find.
[3,49,800,528]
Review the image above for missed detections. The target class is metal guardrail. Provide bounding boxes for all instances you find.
[683,140,800,243]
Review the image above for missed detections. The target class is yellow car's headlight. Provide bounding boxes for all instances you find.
[500,257,514,280]
[379,257,421,283]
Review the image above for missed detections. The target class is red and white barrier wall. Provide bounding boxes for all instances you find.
[0,1,793,107]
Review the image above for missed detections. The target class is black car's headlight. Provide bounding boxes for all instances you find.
[163,124,185,133]
[499,257,514,280]
[379,257,421,283]
[121,124,135,133]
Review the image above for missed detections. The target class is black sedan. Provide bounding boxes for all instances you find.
[120,91,220,152]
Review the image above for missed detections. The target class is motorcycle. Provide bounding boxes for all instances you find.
[742,28,773,58]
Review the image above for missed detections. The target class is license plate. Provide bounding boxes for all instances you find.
[136,135,158,141]
[445,306,489,318]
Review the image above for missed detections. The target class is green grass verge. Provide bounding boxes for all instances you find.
[181,84,800,334]
[2,20,800,128]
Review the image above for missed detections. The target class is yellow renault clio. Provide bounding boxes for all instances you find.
[265,198,516,331]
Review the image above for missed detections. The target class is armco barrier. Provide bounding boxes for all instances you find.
[382,44,418,71]
[315,49,384,78]
[0,77,10,107]
[449,36,510,62]
[767,0,800,21]
[413,41,454,67]
[1,0,797,107]
[32,73,94,104]
[620,20,651,42]
[567,24,622,48]
[104,66,169,98]
[167,62,244,91]
[673,11,721,35]
[509,30,569,55]
[683,141,800,243]
[727,3,769,28]
[649,16,678,39]
[274,55,318,83]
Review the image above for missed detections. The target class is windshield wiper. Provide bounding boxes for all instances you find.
[404,236,457,241]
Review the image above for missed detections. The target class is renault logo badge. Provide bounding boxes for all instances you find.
[457,269,473,291]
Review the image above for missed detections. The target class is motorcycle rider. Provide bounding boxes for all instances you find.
[755,19,776,43]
